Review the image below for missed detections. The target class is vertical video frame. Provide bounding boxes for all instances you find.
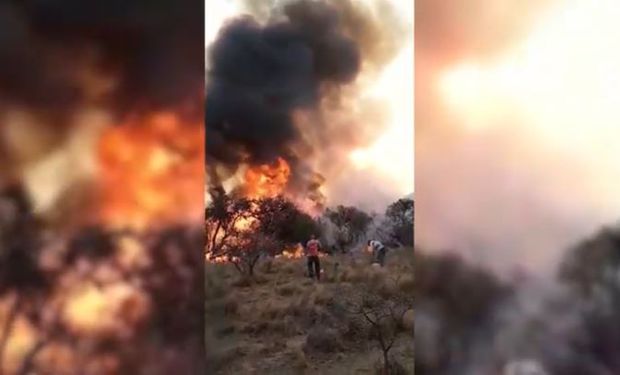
[205,0,414,373]
[0,1,205,374]
[416,0,620,374]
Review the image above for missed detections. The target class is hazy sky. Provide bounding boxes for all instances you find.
[416,0,620,274]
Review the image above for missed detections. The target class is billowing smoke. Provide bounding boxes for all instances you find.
[206,0,360,198]
[0,0,203,119]
[206,0,408,209]
[416,0,620,372]
[416,234,620,374]
[414,0,620,275]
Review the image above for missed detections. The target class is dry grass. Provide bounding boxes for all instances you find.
[288,346,309,370]
[304,326,344,353]
[276,282,302,297]
[205,247,414,374]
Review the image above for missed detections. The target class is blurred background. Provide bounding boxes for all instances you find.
[205,0,413,373]
[0,1,205,374]
[416,0,620,373]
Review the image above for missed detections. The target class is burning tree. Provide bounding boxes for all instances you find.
[0,0,206,373]
[205,190,322,275]
[226,232,282,277]
[205,188,253,258]
[0,183,206,374]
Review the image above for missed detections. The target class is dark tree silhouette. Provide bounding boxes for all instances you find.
[325,205,372,252]
[380,198,414,247]
[253,195,320,245]
[558,227,620,373]
[343,275,413,374]
[414,251,512,374]
[205,189,253,257]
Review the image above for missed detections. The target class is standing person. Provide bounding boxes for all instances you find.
[306,234,322,281]
[368,239,387,267]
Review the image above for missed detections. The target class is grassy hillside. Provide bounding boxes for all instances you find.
[205,247,414,374]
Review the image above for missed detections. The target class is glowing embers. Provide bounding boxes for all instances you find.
[61,282,150,339]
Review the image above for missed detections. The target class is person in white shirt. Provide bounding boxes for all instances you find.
[367,239,387,267]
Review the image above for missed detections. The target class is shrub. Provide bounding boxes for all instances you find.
[303,326,344,354]
[276,283,299,297]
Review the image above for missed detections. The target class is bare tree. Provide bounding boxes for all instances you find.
[226,232,282,277]
[344,276,413,374]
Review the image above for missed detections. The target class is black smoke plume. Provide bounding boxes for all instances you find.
[0,0,203,121]
[205,0,362,197]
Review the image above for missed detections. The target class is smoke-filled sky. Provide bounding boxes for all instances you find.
[417,0,620,275]
[205,0,413,212]
[0,0,203,120]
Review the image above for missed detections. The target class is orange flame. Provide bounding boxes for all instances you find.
[97,112,203,230]
[243,157,290,199]
[275,243,305,259]
[206,254,239,263]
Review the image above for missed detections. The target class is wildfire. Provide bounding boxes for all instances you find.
[275,243,305,259]
[97,112,203,230]
[234,216,255,231]
[62,282,151,339]
[275,244,327,259]
[205,253,243,264]
[206,158,326,264]
[242,157,290,199]
[206,243,308,262]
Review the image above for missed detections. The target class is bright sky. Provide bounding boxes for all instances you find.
[348,0,414,196]
[439,0,620,214]
[205,0,239,47]
[205,0,414,197]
